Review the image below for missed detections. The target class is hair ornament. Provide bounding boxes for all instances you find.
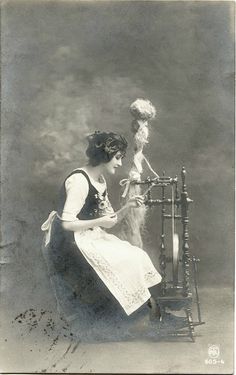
[86,130,128,166]
[95,141,104,149]
[88,132,127,154]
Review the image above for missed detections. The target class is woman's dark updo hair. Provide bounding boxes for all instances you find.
[86,131,128,167]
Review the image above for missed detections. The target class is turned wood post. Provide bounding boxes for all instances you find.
[159,171,167,296]
[181,167,193,297]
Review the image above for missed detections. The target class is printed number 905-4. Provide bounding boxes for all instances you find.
[205,359,225,365]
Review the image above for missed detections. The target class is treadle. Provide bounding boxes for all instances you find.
[149,299,205,341]
[149,311,195,342]
[192,321,205,326]
[154,288,192,311]
[156,303,195,341]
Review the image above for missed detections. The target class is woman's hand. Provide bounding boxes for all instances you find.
[98,214,118,228]
[127,195,145,209]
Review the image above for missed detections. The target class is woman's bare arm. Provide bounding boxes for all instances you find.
[62,214,118,232]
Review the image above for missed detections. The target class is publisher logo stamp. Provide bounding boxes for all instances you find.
[205,345,224,365]
[208,345,220,359]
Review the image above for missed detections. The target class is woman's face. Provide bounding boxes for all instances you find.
[103,151,123,175]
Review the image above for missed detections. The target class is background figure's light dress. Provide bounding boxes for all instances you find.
[42,169,161,326]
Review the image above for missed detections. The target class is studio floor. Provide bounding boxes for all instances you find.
[0,284,234,374]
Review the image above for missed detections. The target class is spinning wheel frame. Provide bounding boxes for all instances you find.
[134,176,180,286]
[131,169,203,340]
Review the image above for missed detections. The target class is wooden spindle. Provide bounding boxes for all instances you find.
[159,171,167,296]
[180,167,193,297]
[181,166,187,193]
[175,177,180,204]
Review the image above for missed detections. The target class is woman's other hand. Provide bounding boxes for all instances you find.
[127,195,145,209]
[99,214,118,228]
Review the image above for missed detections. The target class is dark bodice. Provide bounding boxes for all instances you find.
[44,169,132,331]
[57,169,107,220]
[47,169,117,318]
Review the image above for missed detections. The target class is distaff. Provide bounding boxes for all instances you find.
[118,98,159,248]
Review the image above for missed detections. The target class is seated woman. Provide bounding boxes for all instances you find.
[41,131,162,339]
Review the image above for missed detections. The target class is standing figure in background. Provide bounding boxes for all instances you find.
[119,99,159,248]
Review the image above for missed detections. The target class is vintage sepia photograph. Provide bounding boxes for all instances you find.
[0,0,234,373]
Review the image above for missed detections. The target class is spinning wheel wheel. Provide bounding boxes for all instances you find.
[171,183,179,286]
[172,233,179,286]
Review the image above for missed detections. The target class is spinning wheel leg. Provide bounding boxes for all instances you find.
[148,297,162,321]
[185,307,195,342]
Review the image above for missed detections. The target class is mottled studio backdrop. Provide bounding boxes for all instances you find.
[1,1,234,314]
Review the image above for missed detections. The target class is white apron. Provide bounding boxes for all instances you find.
[74,227,162,315]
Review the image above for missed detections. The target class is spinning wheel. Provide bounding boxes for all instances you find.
[119,98,204,340]
[132,167,204,341]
